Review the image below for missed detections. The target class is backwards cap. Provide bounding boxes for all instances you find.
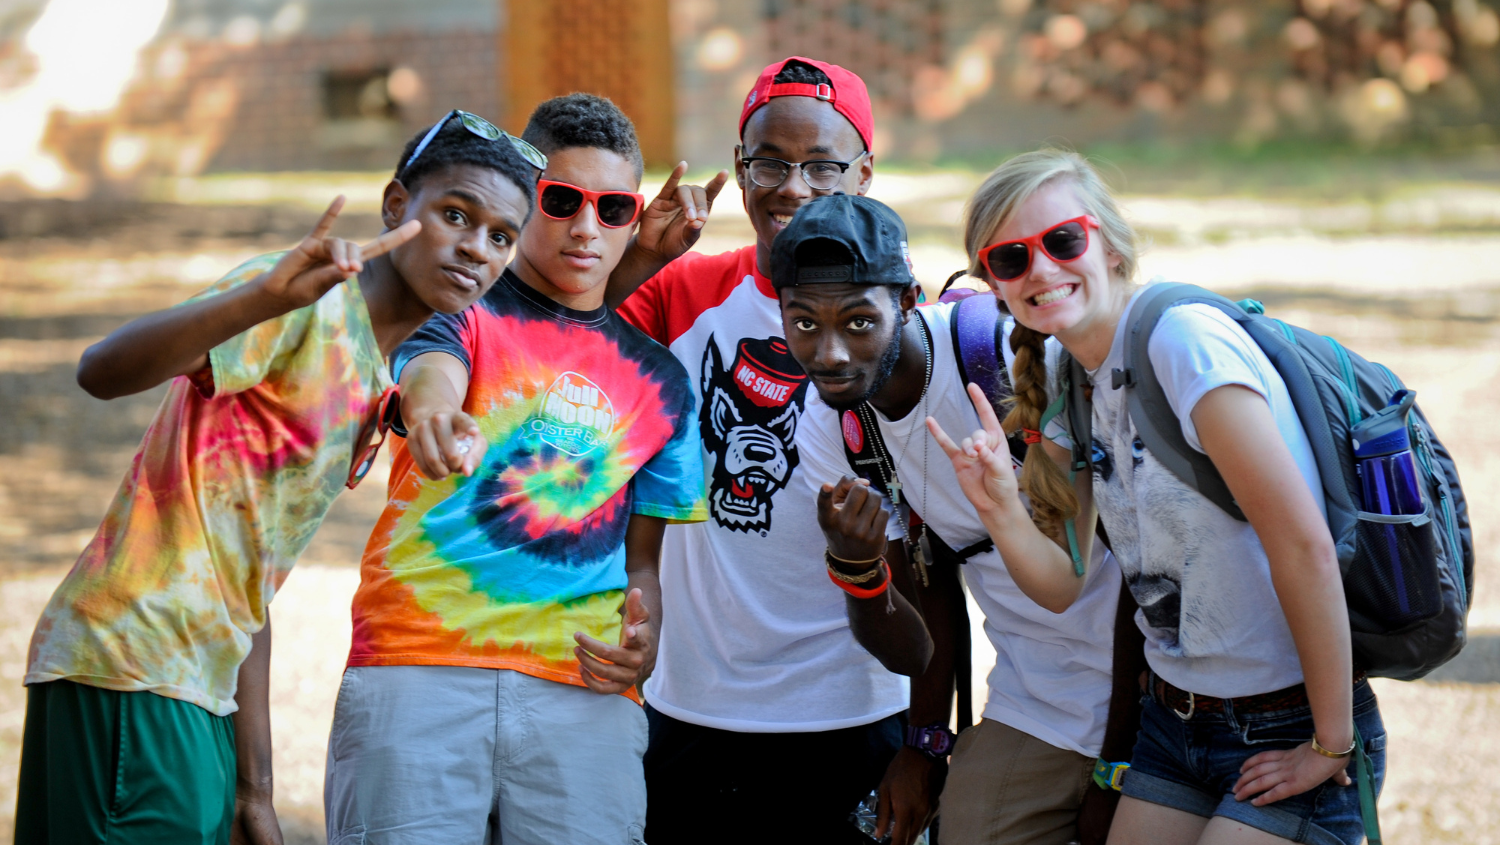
[771,194,916,290]
[739,57,875,153]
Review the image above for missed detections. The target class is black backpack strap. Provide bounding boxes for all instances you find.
[1056,351,1094,473]
[1116,283,1248,521]
[840,403,897,498]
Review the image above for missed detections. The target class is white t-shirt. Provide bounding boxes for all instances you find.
[799,302,1119,757]
[616,247,908,732]
[1069,284,1324,698]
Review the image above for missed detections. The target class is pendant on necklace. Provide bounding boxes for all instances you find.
[909,523,931,588]
[887,479,902,506]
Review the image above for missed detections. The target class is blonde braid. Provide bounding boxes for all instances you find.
[1004,323,1079,543]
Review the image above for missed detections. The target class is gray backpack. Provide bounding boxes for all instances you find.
[1058,282,1473,682]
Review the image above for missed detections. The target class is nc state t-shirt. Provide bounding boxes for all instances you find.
[617,246,908,732]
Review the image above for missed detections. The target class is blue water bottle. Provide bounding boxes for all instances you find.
[1351,389,1425,617]
[1351,390,1423,516]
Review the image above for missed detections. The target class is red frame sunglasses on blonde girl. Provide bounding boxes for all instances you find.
[537,180,645,229]
[979,215,1100,282]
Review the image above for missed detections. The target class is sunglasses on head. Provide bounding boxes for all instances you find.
[979,215,1100,282]
[401,110,548,178]
[347,386,400,490]
[537,180,645,229]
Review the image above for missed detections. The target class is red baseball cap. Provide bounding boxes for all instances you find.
[739,57,875,153]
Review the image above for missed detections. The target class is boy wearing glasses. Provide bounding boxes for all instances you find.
[610,58,946,845]
[17,114,541,845]
[325,94,709,845]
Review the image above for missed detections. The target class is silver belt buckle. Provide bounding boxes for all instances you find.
[1173,690,1195,721]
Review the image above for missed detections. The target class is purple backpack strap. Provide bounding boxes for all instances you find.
[947,292,1010,409]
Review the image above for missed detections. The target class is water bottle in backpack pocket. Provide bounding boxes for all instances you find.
[1348,390,1442,633]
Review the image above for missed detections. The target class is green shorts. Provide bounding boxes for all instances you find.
[15,679,237,845]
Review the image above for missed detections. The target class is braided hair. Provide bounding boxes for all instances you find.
[960,149,1139,542]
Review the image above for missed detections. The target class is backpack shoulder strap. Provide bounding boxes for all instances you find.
[950,294,1010,408]
[840,403,897,499]
[1117,282,1249,521]
[951,295,1031,466]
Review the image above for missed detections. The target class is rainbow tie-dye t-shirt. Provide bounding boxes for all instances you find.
[347,270,705,693]
[25,252,393,717]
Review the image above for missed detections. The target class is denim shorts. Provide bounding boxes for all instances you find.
[1120,677,1386,845]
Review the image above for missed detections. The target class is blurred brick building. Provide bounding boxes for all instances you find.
[6,0,1499,183]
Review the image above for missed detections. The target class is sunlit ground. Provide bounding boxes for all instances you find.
[2,158,1499,843]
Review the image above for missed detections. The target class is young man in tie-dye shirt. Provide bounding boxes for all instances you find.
[18,117,543,845]
[324,95,716,845]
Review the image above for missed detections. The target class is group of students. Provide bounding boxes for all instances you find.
[14,55,1385,845]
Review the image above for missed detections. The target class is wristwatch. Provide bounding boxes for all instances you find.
[904,723,957,759]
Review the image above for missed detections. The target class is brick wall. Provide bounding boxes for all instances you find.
[115,28,501,174]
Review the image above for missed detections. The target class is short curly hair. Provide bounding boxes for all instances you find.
[394,113,538,216]
[773,59,833,87]
[521,93,644,182]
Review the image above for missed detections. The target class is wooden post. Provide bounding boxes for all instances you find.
[503,0,676,169]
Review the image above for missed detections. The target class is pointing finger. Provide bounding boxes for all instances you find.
[655,161,688,203]
[358,219,423,261]
[703,169,729,206]
[309,195,345,241]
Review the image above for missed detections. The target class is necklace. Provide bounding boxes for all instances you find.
[871,313,934,586]
[886,314,933,509]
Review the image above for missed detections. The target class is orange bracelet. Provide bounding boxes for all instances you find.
[829,560,891,599]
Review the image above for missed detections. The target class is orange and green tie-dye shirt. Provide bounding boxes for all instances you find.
[25,252,393,716]
[347,269,705,696]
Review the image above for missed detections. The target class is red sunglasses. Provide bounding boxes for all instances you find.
[347,386,400,489]
[978,215,1100,282]
[537,180,645,229]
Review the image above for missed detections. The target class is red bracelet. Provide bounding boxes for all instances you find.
[829,560,891,599]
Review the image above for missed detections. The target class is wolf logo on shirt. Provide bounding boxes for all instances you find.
[700,335,810,534]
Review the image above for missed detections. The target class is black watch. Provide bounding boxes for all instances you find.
[904,723,956,759]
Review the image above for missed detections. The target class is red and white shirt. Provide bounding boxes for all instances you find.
[617,246,908,732]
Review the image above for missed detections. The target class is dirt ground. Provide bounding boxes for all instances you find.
[1,166,1498,844]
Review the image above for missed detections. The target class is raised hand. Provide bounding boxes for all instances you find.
[258,195,422,310]
[816,476,892,567]
[407,409,487,481]
[634,162,729,263]
[926,383,1021,517]
[574,588,655,694]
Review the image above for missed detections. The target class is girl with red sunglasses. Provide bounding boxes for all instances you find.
[927,149,1385,845]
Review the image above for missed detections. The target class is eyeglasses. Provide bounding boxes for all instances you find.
[401,110,548,177]
[978,215,1100,282]
[739,150,867,191]
[537,180,646,229]
[347,387,400,489]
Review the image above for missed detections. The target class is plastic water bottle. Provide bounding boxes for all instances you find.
[1351,389,1424,617]
[850,790,929,844]
[1351,390,1423,516]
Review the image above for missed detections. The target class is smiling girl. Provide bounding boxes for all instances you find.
[927,149,1386,845]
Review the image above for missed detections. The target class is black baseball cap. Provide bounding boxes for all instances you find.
[770,194,917,290]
